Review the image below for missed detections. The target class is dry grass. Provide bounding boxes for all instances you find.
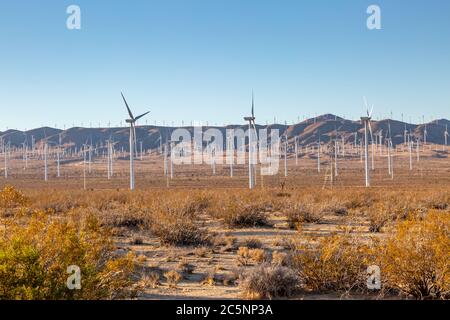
[293,234,373,293]
[240,264,299,299]
[379,211,450,299]
[164,270,182,288]
[1,184,449,300]
[0,196,138,299]
[208,193,272,228]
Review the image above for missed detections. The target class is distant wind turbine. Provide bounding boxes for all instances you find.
[361,97,374,187]
[445,125,448,148]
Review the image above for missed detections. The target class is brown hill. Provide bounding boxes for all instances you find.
[1,115,448,151]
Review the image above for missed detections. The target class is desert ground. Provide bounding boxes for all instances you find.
[0,144,449,300]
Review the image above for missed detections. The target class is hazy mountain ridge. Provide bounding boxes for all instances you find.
[1,115,449,151]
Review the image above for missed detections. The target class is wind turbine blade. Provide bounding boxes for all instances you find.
[251,91,254,118]
[363,96,369,110]
[121,92,135,119]
[251,120,257,139]
[368,105,374,118]
[368,121,374,142]
[135,111,150,121]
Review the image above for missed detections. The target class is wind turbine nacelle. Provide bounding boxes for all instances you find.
[244,117,255,121]
[126,119,134,124]
[360,117,371,122]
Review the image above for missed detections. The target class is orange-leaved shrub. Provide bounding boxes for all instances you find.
[293,234,374,293]
[378,210,449,300]
[0,210,137,300]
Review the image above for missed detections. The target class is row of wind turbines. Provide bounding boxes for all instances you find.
[0,94,448,190]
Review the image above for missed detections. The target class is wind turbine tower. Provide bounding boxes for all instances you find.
[44,143,48,182]
[244,92,257,189]
[445,125,448,147]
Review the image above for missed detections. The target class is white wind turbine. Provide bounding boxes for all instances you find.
[106,139,111,180]
[282,124,288,178]
[408,133,413,171]
[2,139,7,179]
[57,133,62,177]
[416,136,420,162]
[121,92,150,190]
[379,129,383,156]
[445,125,448,149]
[169,140,174,180]
[363,97,375,171]
[361,97,374,187]
[44,142,48,182]
[163,142,168,177]
[82,139,90,190]
[424,124,427,145]
[387,121,393,179]
[334,128,338,177]
[212,147,216,175]
[158,131,163,154]
[317,132,321,173]
[88,136,93,174]
[106,136,116,180]
[403,124,408,146]
[21,135,28,170]
[359,138,363,163]
[244,92,257,189]
[227,129,234,177]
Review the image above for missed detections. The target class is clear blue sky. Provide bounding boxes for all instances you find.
[1,0,449,130]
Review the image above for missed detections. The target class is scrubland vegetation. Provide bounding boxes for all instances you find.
[0,185,448,300]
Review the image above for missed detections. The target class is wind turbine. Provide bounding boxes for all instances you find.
[244,92,257,189]
[361,97,374,187]
[334,127,338,177]
[21,134,28,170]
[211,146,216,175]
[82,139,90,190]
[379,129,383,156]
[2,139,7,179]
[416,137,420,162]
[403,124,408,146]
[445,125,448,149]
[283,133,288,177]
[163,142,168,177]
[408,133,413,171]
[88,136,92,174]
[44,142,48,182]
[387,121,393,179]
[157,131,163,154]
[121,92,150,190]
[106,136,116,179]
[227,129,234,177]
[57,133,62,177]
[317,132,321,173]
[169,140,174,180]
[424,124,427,145]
